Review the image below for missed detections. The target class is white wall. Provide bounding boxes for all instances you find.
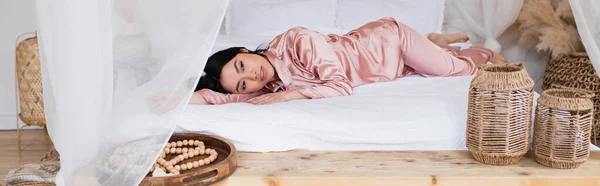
[0,0,38,130]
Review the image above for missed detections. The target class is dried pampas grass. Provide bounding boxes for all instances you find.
[555,0,575,23]
[537,26,582,56]
[517,0,584,58]
[549,0,562,10]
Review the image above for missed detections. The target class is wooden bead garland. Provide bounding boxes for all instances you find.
[150,139,218,175]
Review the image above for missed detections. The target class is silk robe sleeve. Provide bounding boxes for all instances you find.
[291,28,353,99]
[196,88,269,105]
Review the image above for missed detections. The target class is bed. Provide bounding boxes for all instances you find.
[178,70,600,152]
[177,55,600,185]
[176,0,600,185]
[181,31,600,152]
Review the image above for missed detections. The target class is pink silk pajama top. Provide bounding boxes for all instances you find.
[199,17,483,105]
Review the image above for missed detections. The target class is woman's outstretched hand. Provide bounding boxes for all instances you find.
[247,90,308,105]
[189,91,210,105]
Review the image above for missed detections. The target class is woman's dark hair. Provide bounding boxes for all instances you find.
[194,46,267,94]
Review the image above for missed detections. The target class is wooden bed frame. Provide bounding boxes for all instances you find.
[212,150,600,186]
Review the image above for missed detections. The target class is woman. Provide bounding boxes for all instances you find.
[190,17,506,105]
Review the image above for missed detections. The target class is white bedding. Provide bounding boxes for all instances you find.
[184,35,600,152]
[178,75,600,152]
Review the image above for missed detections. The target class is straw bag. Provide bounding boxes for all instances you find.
[542,52,600,140]
[533,88,594,169]
[15,34,46,126]
[466,63,535,165]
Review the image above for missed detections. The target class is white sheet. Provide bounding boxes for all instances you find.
[178,74,600,152]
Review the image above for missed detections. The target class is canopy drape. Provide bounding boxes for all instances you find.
[443,0,524,53]
[35,0,228,185]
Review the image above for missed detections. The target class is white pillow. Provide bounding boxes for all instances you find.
[335,0,446,35]
[225,0,337,37]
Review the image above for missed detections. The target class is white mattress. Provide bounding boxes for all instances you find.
[181,35,600,152]
[178,74,600,152]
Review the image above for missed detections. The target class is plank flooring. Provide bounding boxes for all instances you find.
[212,150,600,186]
[2,130,600,186]
[0,130,53,185]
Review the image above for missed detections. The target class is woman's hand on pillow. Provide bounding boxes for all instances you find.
[189,91,209,105]
[247,90,308,105]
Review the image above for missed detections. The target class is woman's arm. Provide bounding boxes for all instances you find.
[247,28,352,105]
[190,88,268,105]
[246,89,308,105]
[291,27,353,99]
[188,91,209,105]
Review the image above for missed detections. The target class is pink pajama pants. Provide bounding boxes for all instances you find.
[396,22,493,77]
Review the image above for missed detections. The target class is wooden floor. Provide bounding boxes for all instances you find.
[3,130,600,186]
[0,130,54,185]
[210,150,600,186]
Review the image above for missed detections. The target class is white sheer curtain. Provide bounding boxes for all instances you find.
[443,0,524,53]
[570,0,600,74]
[35,0,228,185]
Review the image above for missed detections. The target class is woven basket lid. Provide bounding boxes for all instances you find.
[538,88,594,111]
[470,63,534,91]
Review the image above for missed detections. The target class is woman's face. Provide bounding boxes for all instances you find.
[220,53,277,94]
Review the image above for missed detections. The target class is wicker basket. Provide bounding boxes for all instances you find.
[533,88,594,169]
[15,36,46,126]
[466,63,535,165]
[542,52,600,140]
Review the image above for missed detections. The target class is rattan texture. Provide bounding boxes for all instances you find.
[542,52,600,139]
[533,88,594,169]
[7,182,55,186]
[15,37,46,126]
[466,64,535,165]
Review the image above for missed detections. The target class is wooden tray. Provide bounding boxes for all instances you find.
[140,133,238,186]
[96,133,237,186]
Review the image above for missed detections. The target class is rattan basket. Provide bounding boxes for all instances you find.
[542,52,600,140]
[15,36,46,126]
[466,63,535,165]
[533,88,594,169]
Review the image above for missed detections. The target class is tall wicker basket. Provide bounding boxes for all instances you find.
[466,63,535,165]
[542,52,600,141]
[533,88,594,169]
[15,32,46,151]
[16,35,46,125]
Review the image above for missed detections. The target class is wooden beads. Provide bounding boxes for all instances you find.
[150,139,218,175]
